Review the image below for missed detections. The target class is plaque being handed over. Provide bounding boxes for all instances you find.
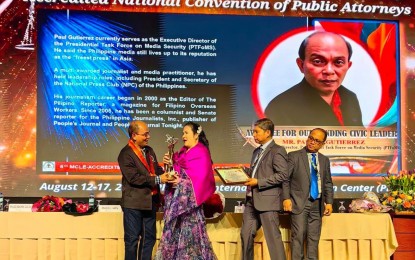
[214,167,249,185]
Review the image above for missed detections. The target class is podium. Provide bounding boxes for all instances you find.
[390,213,415,260]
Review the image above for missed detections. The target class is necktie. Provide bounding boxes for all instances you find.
[142,149,150,165]
[310,153,319,200]
[247,146,263,196]
[251,146,263,177]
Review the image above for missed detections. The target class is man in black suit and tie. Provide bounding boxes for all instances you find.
[241,118,289,260]
[118,120,171,260]
[283,128,334,260]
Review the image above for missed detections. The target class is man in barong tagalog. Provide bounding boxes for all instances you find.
[155,121,217,260]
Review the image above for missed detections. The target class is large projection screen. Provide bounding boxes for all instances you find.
[0,0,414,200]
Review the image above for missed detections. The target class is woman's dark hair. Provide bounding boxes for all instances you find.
[184,122,213,162]
[184,121,210,149]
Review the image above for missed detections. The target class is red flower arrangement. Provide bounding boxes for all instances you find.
[204,191,225,219]
[32,195,67,212]
[76,202,89,213]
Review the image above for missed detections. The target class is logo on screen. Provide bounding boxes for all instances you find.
[42,161,55,172]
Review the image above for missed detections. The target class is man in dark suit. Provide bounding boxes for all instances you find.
[241,118,289,260]
[283,128,334,260]
[265,31,363,126]
[118,120,170,260]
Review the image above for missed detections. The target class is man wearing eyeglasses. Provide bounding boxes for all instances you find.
[282,128,334,260]
[118,120,171,260]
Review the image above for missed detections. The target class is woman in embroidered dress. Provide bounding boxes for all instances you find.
[155,122,217,260]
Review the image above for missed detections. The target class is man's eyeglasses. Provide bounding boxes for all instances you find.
[135,132,150,138]
[307,136,324,145]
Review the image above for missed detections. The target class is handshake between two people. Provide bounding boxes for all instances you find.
[159,152,180,185]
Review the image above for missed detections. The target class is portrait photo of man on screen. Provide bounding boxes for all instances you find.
[264,31,363,127]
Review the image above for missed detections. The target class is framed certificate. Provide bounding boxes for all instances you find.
[214,167,249,185]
